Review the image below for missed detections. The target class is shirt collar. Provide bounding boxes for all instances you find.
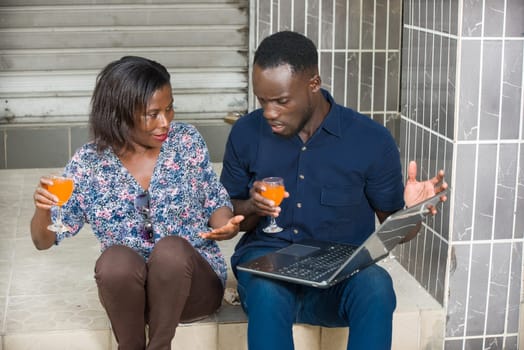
[319,88,342,138]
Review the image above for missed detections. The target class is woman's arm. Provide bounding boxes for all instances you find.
[201,206,244,241]
[30,176,58,250]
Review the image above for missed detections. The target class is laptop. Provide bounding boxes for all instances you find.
[237,189,448,288]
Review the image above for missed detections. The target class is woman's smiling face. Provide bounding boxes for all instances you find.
[130,84,175,151]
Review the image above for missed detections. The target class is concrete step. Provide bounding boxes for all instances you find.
[0,167,444,350]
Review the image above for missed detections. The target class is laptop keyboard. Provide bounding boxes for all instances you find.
[276,244,356,281]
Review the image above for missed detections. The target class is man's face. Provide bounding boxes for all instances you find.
[252,64,316,138]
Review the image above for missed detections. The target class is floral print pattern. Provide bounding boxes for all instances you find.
[54,122,232,286]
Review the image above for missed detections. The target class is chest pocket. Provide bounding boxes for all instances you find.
[320,187,363,206]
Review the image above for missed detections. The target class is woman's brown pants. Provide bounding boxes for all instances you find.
[94,236,224,350]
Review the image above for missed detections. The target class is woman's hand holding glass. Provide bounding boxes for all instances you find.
[34,175,74,233]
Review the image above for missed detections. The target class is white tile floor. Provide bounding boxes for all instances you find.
[0,167,445,350]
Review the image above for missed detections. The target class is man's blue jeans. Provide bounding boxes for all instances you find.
[234,248,396,350]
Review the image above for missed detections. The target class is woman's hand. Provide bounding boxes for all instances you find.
[34,176,59,210]
[199,215,244,241]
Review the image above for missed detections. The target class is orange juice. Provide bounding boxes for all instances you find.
[261,183,285,206]
[44,176,74,206]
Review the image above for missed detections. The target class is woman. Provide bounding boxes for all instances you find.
[30,56,243,349]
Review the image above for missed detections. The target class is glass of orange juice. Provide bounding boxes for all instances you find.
[44,176,74,233]
[260,177,285,233]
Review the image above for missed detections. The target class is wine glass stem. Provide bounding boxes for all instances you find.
[56,205,63,226]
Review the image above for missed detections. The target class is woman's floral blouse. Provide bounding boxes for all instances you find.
[55,122,232,286]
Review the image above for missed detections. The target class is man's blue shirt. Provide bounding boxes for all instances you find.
[221,89,405,268]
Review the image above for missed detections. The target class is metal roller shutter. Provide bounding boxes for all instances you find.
[0,0,249,163]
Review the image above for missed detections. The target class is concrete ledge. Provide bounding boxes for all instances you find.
[0,167,444,350]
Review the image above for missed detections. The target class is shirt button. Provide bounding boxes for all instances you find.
[301,146,307,151]
[293,229,299,234]
[299,174,305,180]
[297,203,302,208]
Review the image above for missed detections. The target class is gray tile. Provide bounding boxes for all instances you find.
[441,0,451,34]
[293,0,305,34]
[386,51,400,111]
[466,243,490,336]
[5,292,108,333]
[501,40,523,140]
[446,244,469,338]
[507,242,522,333]
[346,52,359,108]
[414,225,426,283]
[419,0,427,28]
[0,129,5,169]
[436,240,448,304]
[402,0,411,26]
[6,127,69,169]
[385,113,400,144]
[361,0,373,50]
[484,0,505,37]
[445,339,464,350]
[373,52,386,111]
[446,39,457,139]
[501,336,518,350]
[421,228,432,291]
[438,37,450,136]
[518,145,524,239]
[485,243,511,334]
[70,125,90,156]
[416,32,426,126]
[347,0,361,50]
[474,144,497,240]
[494,144,518,240]
[375,0,387,49]
[465,338,484,349]
[334,0,347,50]
[450,0,459,35]
[428,233,441,297]
[480,41,502,141]
[505,0,524,37]
[272,2,278,33]
[333,53,346,105]
[432,35,442,132]
[0,296,5,333]
[279,0,292,31]
[193,123,232,163]
[215,303,247,323]
[320,0,333,50]
[462,0,483,37]
[10,260,98,296]
[389,0,402,50]
[412,0,420,28]
[320,52,333,91]
[306,0,319,48]
[458,40,481,141]
[360,52,373,111]
[423,33,434,129]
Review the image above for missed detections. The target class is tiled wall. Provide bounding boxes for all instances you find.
[398,0,457,306]
[401,0,524,349]
[253,0,524,349]
[250,0,403,139]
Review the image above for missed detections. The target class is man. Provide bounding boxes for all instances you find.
[205,31,447,350]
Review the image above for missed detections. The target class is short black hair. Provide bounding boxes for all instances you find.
[253,31,318,74]
[89,56,171,154]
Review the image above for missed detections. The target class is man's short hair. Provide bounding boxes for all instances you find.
[254,31,318,74]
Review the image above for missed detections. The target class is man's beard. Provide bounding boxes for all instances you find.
[282,106,313,139]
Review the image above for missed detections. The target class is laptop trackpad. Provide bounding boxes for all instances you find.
[277,244,320,257]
